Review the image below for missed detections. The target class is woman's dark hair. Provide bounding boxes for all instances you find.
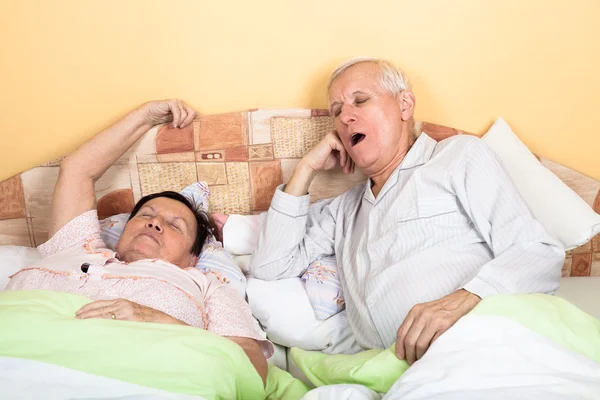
[127,191,210,256]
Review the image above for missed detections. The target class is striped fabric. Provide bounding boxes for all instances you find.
[249,133,565,349]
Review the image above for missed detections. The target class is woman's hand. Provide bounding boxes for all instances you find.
[75,298,187,325]
[139,99,196,129]
[49,98,197,240]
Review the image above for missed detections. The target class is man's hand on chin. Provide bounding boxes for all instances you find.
[395,289,481,365]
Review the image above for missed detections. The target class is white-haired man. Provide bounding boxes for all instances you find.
[249,58,564,364]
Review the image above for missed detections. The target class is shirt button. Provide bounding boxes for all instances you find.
[80,263,90,273]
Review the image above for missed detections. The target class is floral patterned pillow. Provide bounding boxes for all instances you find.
[99,182,247,298]
[301,256,345,320]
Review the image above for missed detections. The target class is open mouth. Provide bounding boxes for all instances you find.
[350,133,366,147]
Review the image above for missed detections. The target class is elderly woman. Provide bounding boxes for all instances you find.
[6,100,272,384]
[250,58,564,365]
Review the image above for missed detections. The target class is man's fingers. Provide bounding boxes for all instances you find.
[415,324,439,361]
[403,320,425,365]
[335,140,349,171]
[333,151,342,165]
[395,314,414,359]
[326,131,354,174]
[415,317,455,360]
[348,158,355,174]
[394,337,405,360]
[326,134,347,170]
[395,291,477,364]
[342,158,352,174]
[431,317,453,343]
[346,153,354,174]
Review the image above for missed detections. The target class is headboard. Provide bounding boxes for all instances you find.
[1,109,598,277]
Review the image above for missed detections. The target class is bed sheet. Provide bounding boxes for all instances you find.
[298,313,600,399]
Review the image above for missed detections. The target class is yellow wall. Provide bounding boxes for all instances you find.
[1,0,598,181]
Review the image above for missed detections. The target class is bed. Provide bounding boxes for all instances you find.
[0,109,599,399]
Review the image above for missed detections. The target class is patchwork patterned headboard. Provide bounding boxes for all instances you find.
[0,109,598,277]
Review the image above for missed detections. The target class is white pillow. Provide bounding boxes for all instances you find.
[222,214,263,255]
[482,117,600,250]
[0,246,42,290]
[246,277,360,354]
[231,254,251,274]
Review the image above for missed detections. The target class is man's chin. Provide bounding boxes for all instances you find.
[353,158,374,173]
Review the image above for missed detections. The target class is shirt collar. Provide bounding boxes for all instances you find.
[363,132,437,201]
[398,132,438,171]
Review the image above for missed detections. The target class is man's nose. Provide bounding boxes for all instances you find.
[340,106,356,125]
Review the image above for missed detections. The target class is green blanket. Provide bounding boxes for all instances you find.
[290,294,600,394]
[0,290,309,400]
[5,291,597,399]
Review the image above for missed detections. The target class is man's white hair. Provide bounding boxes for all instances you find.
[327,57,411,97]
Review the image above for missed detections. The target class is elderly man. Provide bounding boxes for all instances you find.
[249,58,564,364]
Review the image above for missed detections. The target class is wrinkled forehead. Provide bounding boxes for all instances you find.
[140,197,197,226]
[328,62,384,102]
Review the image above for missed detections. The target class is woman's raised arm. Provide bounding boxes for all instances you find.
[48,99,196,238]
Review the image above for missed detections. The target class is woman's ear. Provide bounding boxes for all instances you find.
[399,90,416,121]
[188,254,198,268]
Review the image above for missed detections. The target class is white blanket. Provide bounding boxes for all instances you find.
[302,314,600,400]
[0,356,205,400]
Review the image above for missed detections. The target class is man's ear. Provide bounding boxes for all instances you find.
[399,90,416,121]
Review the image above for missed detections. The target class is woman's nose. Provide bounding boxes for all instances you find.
[146,221,163,232]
